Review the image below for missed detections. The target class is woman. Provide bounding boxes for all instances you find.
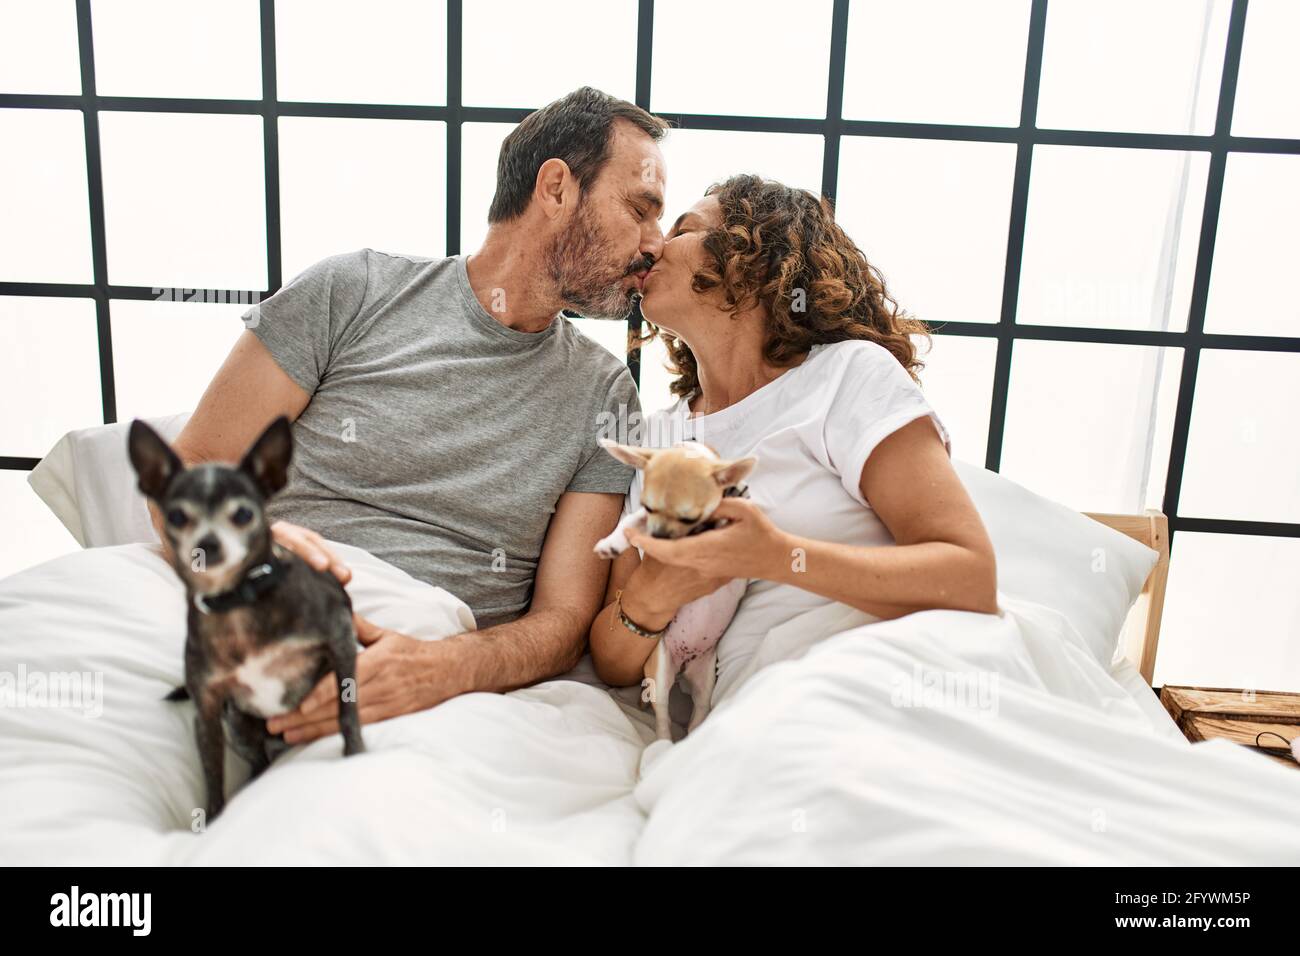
[588,174,998,705]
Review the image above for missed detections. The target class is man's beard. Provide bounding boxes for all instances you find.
[545,202,652,321]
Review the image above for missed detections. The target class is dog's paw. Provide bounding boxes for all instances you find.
[593,537,625,559]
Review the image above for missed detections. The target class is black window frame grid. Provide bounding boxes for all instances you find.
[2,0,1298,554]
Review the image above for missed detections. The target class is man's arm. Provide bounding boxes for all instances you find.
[145,331,348,577]
[171,329,311,467]
[442,489,624,690]
[268,489,624,743]
[148,329,309,547]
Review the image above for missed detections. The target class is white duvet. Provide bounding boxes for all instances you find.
[2,542,1298,865]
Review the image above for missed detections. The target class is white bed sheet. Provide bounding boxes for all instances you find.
[1,543,1297,865]
[1108,659,1185,743]
[632,598,1300,865]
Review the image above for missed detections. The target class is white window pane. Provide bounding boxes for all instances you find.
[110,299,245,422]
[275,0,446,105]
[659,129,824,231]
[1019,145,1208,331]
[567,317,627,365]
[0,0,81,94]
[912,333,997,466]
[0,296,101,456]
[1000,341,1181,513]
[0,471,79,580]
[90,0,261,99]
[279,116,444,279]
[843,0,1031,127]
[1179,350,1300,523]
[1204,153,1300,337]
[1156,532,1300,692]
[463,1,636,107]
[99,111,266,289]
[636,333,679,416]
[652,0,832,118]
[1037,0,1230,135]
[460,122,515,253]
[0,109,93,283]
[1232,0,1300,138]
[836,136,1016,326]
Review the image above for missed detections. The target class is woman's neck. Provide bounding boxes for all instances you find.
[688,326,806,416]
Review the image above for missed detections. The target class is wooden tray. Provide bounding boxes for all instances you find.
[1160,685,1300,769]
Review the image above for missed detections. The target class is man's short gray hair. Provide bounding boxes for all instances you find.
[488,86,668,223]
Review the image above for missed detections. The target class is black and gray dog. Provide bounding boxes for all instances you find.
[129,417,364,820]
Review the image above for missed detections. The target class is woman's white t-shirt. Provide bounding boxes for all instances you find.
[627,339,952,704]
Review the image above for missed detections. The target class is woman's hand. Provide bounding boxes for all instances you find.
[626,498,791,584]
[270,520,352,585]
[619,552,733,630]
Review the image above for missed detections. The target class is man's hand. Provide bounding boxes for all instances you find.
[266,614,466,744]
[150,512,353,589]
[271,520,352,585]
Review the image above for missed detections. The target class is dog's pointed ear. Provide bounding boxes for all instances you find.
[239,416,293,497]
[128,420,183,502]
[599,438,656,470]
[712,455,757,488]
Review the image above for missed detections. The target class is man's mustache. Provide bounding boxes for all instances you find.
[623,254,655,277]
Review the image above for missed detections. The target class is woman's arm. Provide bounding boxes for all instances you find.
[629,417,998,618]
[587,547,734,687]
[588,548,647,686]
[779,416,997,615]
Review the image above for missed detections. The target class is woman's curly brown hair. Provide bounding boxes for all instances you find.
[635,174,929,399]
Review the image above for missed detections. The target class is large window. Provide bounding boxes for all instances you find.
[1,0,1297,687]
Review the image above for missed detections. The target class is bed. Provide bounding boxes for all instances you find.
[2,419,1297,865]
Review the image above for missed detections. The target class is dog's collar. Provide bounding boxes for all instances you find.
[192,558,287,615]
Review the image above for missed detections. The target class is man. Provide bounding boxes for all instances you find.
[154,87,667,744]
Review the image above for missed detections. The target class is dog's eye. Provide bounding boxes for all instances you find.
[643,506,656,515]
[166,508,188,528]
[231,506,254,527]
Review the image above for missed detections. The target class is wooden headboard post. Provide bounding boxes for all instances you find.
[1082,509,1171,686]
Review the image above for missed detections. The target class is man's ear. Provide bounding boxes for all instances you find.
[713,455,758,488]
[599,438,656,470]
[534,157,576,222]
[128,420,183,502]
[239,416,294,497]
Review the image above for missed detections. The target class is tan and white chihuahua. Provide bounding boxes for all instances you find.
[595,440,757,740]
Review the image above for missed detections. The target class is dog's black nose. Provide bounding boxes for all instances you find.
[195,534,223,562]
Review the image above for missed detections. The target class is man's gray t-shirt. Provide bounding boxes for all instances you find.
[243,249,640,628]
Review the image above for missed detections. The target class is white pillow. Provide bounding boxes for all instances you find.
[27,412,191,548]
[953,460,1157,666]
[25,418,1155,666]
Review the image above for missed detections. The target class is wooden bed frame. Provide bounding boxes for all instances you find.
[1082,510,1170,687]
